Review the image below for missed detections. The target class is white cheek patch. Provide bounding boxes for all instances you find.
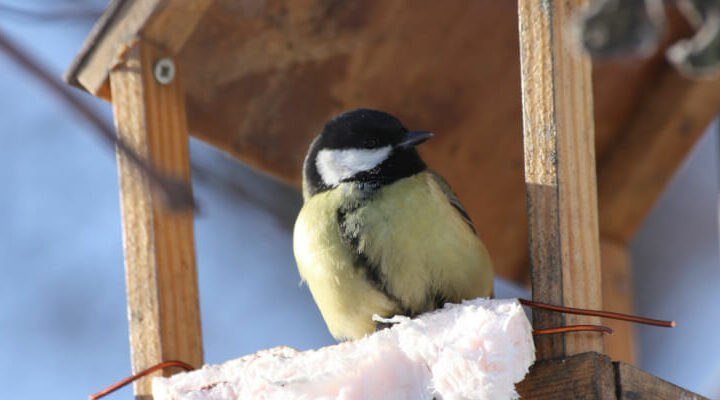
[316,146,392,186]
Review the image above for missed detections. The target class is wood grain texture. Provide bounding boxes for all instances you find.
[110,40,203,397]
[518,0,604,360]
[614,362,709,400]
[516,352,708,399]
[601,239,637,364]
[67,0,211,99]
[517,352,616,400]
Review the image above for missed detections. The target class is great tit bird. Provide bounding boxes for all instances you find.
[293,109,494,340]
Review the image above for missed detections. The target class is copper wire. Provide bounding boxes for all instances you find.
[89,360,195,400]
[90,300,675,398]
[519,298,676,328]
[533,324,613,336]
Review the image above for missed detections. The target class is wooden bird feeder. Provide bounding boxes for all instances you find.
[66,0,717,398]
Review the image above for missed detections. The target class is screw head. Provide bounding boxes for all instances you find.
[153,58,175,85]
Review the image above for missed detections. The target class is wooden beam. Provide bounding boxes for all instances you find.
[615,361,710,399]
[597,66,720,244]
[110,39,203,397]
[517,352,708,399]
[518,0,604,360]
[517,352,615,399]
[65,0,212,100]
[601,239,637,364]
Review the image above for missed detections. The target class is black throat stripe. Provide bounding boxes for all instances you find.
[336,200,411,316]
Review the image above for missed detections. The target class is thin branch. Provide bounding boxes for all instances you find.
[0,27,196,211]
[0,3,103,21]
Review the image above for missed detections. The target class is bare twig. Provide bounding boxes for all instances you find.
[0,27,196,211]
[0,3,103,21]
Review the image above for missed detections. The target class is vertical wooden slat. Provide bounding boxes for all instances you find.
[518,0,604,360]
[601,239,637,364]
[110,39,203,397]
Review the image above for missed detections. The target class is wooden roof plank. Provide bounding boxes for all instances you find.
[65,0,211,99]
[597,66,720,244]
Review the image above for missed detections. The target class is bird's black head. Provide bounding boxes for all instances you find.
[303,109,432,197]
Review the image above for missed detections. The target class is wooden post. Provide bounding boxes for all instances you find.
[110,39,203,397]
[518,0,604,360]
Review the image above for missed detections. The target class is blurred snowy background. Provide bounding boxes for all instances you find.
[0,1,718,399]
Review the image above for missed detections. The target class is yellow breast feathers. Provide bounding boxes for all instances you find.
[293,172,494,340]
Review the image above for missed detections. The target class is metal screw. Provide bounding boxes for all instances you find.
[153,58,175,85]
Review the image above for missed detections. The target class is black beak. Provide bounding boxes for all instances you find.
[397,131,434,149]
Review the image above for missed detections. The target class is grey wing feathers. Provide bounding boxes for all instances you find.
[427,169,478,235]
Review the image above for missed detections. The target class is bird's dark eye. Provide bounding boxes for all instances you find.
[363,139,378,148]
